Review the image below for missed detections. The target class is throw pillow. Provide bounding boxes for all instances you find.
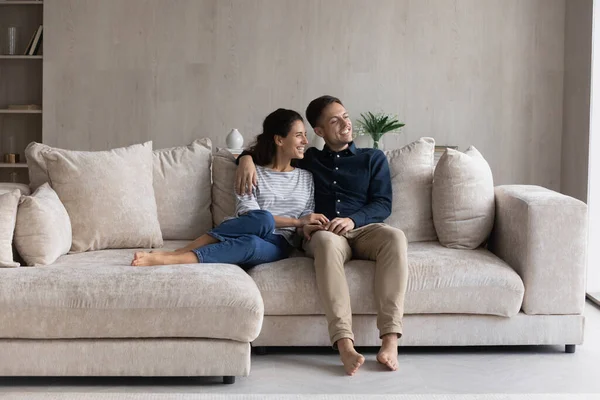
[42,141,163,253]
[384,137,438,242]
[14,183,72,265]
[153,139,213,240]
[0,189,20,268]
[433,146,495,249]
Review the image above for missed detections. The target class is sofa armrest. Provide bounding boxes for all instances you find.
[488,185,587,315]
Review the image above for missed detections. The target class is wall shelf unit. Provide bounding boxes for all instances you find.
[0,0,42,183]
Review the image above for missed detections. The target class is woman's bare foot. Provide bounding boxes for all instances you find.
[131,252,165,266]
[337,338,365,376]
[377,333,399,371]
[131,251,198,267]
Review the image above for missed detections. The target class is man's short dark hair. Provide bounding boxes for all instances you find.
[305,95,343,129]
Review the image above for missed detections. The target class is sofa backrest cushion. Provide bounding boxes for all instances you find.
[384,137,437,242]
[211,139,437,243]
[25,142,51,192]
[433,146,495,249]
[153,139,213,240]
[211,149,237,227]
[14,183,72,265]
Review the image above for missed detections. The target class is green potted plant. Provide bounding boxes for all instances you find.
[355,112,405,149]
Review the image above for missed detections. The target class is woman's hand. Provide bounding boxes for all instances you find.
[235,155,257,195]
[301,224,325,241]
[299,213,329,227]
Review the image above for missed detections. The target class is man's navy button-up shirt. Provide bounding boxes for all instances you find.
[295,142,392,228]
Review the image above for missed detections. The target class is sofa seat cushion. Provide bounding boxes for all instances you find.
[249,241,524,317]
[0,241,264,341]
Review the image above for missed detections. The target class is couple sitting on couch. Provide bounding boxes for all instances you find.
[131,95,409,376]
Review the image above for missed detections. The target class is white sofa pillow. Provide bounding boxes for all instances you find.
[14,183,72,266]
[0,189,20,268]
[211,149,237,227]
[42,142,163,253]
[384,137,437,242]
[433,146,495,249]
[153,139,213,240]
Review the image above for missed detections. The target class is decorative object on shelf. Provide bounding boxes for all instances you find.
[226,128,244,151]
[6,27,17,55]
[8,104,41,110]
[3,154,19,164]
[434,145,459,165]
[3,131,17,164]
[355,112,405,150]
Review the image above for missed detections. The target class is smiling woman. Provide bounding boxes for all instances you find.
[131,108,326,269]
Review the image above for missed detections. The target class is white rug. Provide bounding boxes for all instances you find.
[1,394,599,400]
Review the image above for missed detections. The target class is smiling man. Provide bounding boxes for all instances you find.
[236,95,408,376]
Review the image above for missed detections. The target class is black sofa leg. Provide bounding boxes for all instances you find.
[254,346,267,355]
[223,376,235,384]
[565,344,576,353]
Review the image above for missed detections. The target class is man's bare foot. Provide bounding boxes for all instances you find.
[131,252,165,267]
[377,333,399,371]
[337,338,365,376]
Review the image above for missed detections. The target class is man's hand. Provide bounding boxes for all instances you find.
[325,217,355,236]
[301,224,325,241]
[235,155,257,195]
[299,213,329,227]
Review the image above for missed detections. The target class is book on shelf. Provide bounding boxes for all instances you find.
[25,25,43,56]
[23,28,36,55]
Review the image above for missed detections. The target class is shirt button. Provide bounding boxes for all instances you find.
[336,211,340,214]
[336,154,340,158]
[333,181,337,185]
[335,167,339,170]
[337,199,341,203]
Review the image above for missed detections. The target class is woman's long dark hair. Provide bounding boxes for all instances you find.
[248,108,304,166]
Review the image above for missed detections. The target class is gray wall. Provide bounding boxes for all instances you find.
[561,0,593,202]
[43,0,566,189]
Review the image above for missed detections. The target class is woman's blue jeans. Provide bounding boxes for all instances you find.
[192,210,291,270]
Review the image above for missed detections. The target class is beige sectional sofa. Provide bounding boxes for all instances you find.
[0,137,588,384]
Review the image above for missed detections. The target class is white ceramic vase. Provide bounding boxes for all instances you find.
[226,128,244,150]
